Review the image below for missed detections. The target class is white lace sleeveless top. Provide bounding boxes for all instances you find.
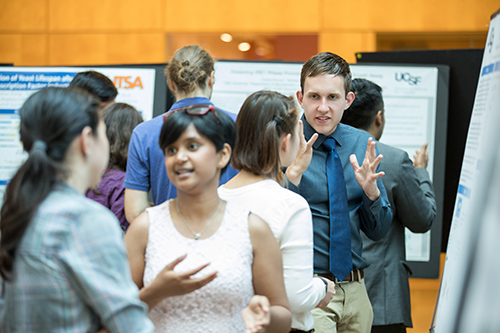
[143,199,254,333]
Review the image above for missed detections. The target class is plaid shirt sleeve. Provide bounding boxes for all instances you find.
[59,206,154,333]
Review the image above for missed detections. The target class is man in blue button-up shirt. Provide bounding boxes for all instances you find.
[286,52,392,333]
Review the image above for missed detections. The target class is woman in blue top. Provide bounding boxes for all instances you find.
[124,45,238,223]
[0,87,153,332]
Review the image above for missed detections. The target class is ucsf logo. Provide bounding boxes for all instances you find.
[395,72,421,86]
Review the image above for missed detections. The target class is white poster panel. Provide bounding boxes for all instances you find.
[0,67,155,204]
[212,61,303,116]
[351,65,439,262]
[434,10,500,332]
[212,61,439,262]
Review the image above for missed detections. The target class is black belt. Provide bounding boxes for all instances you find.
[316,269,364,283]
[290,329,315,333]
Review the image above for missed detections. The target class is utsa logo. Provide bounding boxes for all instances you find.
[113,76,143,89]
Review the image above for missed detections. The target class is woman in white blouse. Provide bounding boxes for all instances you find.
[219,90,335,333]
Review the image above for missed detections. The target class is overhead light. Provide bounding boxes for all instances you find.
[238,42,251,52]
[220,33,233,43]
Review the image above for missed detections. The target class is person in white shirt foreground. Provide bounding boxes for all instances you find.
[125,104,291,333]
[219,90,335,333]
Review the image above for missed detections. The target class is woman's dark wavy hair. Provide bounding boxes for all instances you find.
[0,87,99,280]
[69,70,117,103]
[159,107,236,175]
[232,90,298,182]
[103,103,143,171]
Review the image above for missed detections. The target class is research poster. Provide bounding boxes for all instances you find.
[352,65,439,262]
[212,61,439,262]
[0,67,155,204]
[211,61,303,116]
[434,10,500,331]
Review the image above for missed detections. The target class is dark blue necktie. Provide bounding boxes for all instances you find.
[322,137,352,281]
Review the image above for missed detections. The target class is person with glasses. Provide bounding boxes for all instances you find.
[219,90,336,333]
[0,87,153,332]
[123,45,238,224]
[124,105,291,332]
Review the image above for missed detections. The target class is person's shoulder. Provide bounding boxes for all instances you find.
[339,123,373,138]
[249,180,311,219]
[376,142,410,168]
[247,212,270,235]
[143,200,172,227]
[42,188,119,233]
[146,199,170,214]
[269,181,310,209]
[213,105,237,122]
[223,111,237,122]
[132,113,165,135]
[338,123,374,149]
[90,170,126,200]
[129,114,165,153]
[127,209,151,236]
[376,142,406,157]
[44,187,108,213]
[377,143,410,179]
[225,180,308,209]
[102,169,126,183]
[78,195,118,223]
[225,199,251,216]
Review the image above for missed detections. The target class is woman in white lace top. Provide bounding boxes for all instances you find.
[125,105,291,332]
[219,91,336,333]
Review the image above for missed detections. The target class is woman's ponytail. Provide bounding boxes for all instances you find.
[0,142,61,279]
[0,87,99,280]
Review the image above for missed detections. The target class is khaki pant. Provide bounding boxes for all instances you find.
[312,278,373,333]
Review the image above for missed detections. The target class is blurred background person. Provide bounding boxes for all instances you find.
[69,70,118,110]
[86,102,143,234]
[341,78,437,333]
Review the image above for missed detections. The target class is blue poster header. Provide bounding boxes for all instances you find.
[0,72,76,90]
[481,61,500,76]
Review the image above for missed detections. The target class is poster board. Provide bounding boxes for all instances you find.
[433,8,500,332]
[356,48,484,253]
[211,60,448,278]
[0,66,156,205]
[211,60,303,116]
[351,64,449,279]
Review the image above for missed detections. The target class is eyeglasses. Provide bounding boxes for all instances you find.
[163,104,219,122]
